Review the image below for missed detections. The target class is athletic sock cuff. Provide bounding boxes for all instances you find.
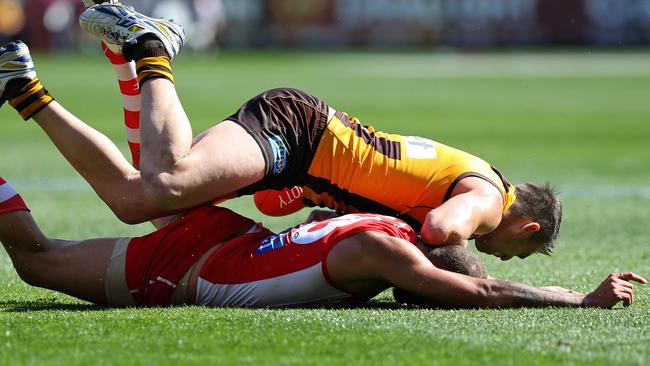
[102,42,128,65]
[0,178,30,215]
[136,57,174,87]
[8,78,54,120]
[124,36,168,62]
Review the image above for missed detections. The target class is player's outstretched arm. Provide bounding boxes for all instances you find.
[475,273,646,308]
[360,233,646,309]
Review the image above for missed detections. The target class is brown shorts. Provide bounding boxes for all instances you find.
[226,88,332,195]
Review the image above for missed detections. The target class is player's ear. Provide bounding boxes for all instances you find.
[522,222,540,233]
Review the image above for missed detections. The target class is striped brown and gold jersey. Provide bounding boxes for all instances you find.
[302,112,517,229]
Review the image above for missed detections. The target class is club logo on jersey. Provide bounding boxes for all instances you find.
[267,135,288,175]
[254,227,291,256]
[405,136,436,159]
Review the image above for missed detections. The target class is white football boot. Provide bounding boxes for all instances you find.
[0,41,36,106]
[80,0,123,54]
[79,4,186,60]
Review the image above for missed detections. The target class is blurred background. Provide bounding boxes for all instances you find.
[1,0,650,51]
[1,0,649,237]
[1,0,649,323]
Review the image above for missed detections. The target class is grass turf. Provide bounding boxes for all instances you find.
[0,50,649,365]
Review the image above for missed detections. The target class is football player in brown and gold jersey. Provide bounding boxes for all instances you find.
[2,4,560,264]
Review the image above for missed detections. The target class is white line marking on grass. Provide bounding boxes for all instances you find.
[335,53,650,78]
[12,178,93,192]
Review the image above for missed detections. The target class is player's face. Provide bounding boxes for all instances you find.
[474,220,539,261]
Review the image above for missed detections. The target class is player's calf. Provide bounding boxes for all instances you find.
[0,41,54,120]
[0,177,114,303]
[0,177,48,257]
[0,177,47,285]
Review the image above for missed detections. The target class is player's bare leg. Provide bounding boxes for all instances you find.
[1,41,170,223]
[80,4,266,210]
[138,79,265,209]
[32,103,170,223]
[0,178,118,304]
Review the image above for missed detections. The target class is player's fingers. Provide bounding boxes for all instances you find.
[615,272,648,284]
[613,278,635,290]
[612,289,631,307]
[630,290,634,305]
[615,284,635,306]
[621,288,633,306]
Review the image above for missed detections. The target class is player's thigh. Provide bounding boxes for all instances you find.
[31,237,119,304]
[189,120,266,187]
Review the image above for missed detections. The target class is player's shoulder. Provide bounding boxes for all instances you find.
[451,175,497,194]
[346,227,415,255]
[327,229,406,267]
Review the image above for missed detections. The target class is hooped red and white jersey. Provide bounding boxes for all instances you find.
[196,213,417,308]
[0,178,29,215]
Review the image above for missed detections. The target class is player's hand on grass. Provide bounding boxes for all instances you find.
[582,272,647,308]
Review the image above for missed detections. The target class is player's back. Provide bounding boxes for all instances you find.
[303,112,516,228]
[195,213,417,308]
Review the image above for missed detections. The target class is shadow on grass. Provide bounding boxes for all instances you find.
[0,297,413,313]
[0,298,108,313]
[1,294,454,313]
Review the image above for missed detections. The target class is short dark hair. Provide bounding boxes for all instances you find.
[425,245,488,279]
[393,245,487,306]
[509,182,562,255]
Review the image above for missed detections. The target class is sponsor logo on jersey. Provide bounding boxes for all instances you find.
[405,136,436,159]
[267,135,288,175]
[279,186,303,208]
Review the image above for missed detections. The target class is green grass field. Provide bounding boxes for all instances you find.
[1,50,649,365]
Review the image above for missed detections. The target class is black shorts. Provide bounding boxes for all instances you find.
[226,88,330,195]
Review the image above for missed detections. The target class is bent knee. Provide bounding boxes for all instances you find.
[101,191,155,225]
[140,171,185,210]
[12,252,49,287]
[107,203,149,225]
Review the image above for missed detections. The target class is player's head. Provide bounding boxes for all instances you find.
[425,245,488,278]
[475,182,562,261]
[393,245,487,306]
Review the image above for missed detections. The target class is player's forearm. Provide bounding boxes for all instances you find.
[483,280,585,308]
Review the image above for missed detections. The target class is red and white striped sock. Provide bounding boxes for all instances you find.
[0,178,29,215]
[102,42,142,169]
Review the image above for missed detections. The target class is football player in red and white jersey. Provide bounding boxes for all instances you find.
[0,177,645,309]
